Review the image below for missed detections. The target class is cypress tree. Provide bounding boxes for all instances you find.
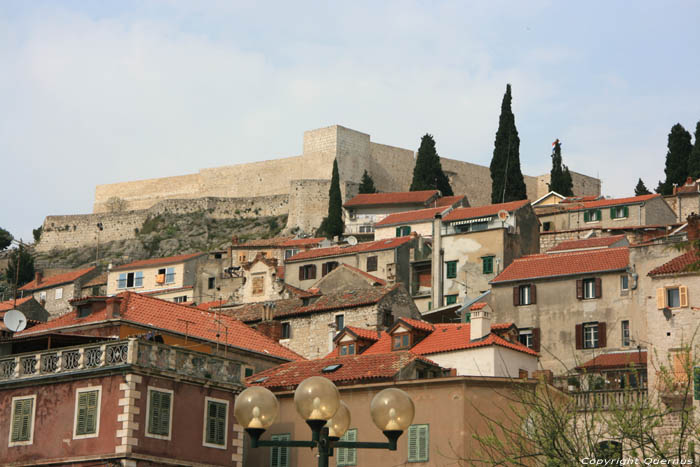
[359,170,377,194]
[317,159,344,238]
[634,178,651,196]
[548,140,574,196]
[409,134,454,196]
[490,84,527,203]
[687,121,700,180]
[5,246,35,289]
[657,123,692,194]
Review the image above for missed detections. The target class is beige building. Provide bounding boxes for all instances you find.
[664,176,700,223]
[18,268,99,317]
[106,252,205,303]
[230,236,324,266]
[373,206,448,240]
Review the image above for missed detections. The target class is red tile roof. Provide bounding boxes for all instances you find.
[344,190,439,208]
[443,199,530,222]
[0,297,33,312]
[247,351,439,389]
[363,322,536,356]
[375,207,446,227]
[111,252,205,271]
[435,195,467,207]
[18,292,302,361]
[286,236,413,262]
[547,235,628,253]
[491,247,629,283]
[19,267,96,291]
[648,250,700,276]
[566,194,660,211]
[469,302,487,311]
[561,195,602,204]
[577,351,647,370]
[395,317,435,332]
[343,326,381,341]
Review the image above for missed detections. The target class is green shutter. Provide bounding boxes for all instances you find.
[446,261,457,278]
[596,209,602,221]
[610,207,616,219]
[76,390,99,435]
[408,424,429,462]
[206,401,227,445]
[623,206,629,218]
[482,256,494,274]
[11,398,33,442]
[270,434,290,467]
[148,390,172,436]
[583,210,590,222]
[407,425,418,461]
[396,227,401,237]
[695,368,700,401]
[446,295,457,305]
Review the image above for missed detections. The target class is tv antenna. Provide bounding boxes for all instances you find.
[4,309,27,332]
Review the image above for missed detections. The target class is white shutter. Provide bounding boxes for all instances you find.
[407,425,418,461]
[417,425,429,461]
[346,429,357,465]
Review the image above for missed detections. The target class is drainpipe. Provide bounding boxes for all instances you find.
[431,213,444,309]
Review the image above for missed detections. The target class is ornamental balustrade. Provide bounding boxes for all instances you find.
[573,388,648,411]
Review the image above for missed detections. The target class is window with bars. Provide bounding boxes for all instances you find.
[336,428,357,466]
[147,389,173,439]
[270,433,290,467]
[204,399,228,447]
[10,396,35,445]
[446,261,457,279]
[407,424,429,462]
[75,388,100,437]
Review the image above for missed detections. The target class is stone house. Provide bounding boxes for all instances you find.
[106,252,206,303]
[664,176,700,223]
[19,267,99,317]
[0,292,301,466]
[536,194,677,233]
[224,284,421,359]
[80,272,107,297]
[192,250,244,305]
[231,253,313,304]
[342,190,467,237]
[283,235,422,291]
[230,236,324,266]
[489,246,638,374]
[433,199,540,308]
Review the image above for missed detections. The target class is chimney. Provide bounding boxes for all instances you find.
[431,213,444,309]
[35,271,43,285]
[533,369,554,385]
[232,235,239,245]
[105,297,121,319]
[256,302,282,341]
[687,213,700,242]
[470,306,491,341]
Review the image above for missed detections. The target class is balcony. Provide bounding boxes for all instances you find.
[572,388,648,411]
[0,339,244,388]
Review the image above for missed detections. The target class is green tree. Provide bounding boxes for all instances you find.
[490,84,527,203]
[548,140,574,196]
[0,227,12,251]
[409,134,454,196]
[358,170,377,194]
[317,159,344,238]
[5,246,35,290]
[32,226,42,243]
[635,178,652,196]
[687,121,700,180]
[657,123,693,195]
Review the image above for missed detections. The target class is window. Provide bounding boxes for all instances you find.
[146,388,173,440]
[165,267,175,283]
[203,398,228,448]
[337,428,357,466]
[117,271,144,289]
[577,278,601,300]
[173,296,188,303]
[584,279,595,298]
[359,225,374,233]
[482,256,494,275]
[252,275,264,296]
[542,221,551,232]
[621,320,630,346]
[239,254,247,263]
[393,333,410,350]
[208,277,216,290]
[668,287,681,308]
[322,261,339,276]
[610,206,629,219]
[396,226,411,237]
[285,248,299,259]
[620,275,629,292]
[281,322,291,339]
[299,264,317,281]
[55,288,63,300]
[91,285,101,296]
[446,261,457,279]
[584,323,598,349]
[519,329,533,348]
[576,322,606,349]
[407,424,429,462]
[335,314,345,332]
[656,286,688,309]
[270,433,290,467]
[366,256,378,272]
[445,294,457,305]
[74,387,101,438]
[244,366,255,378]
[518,285,532,305]
[10,395,36,446]
[583,209,601,222]
[340,343,356,356]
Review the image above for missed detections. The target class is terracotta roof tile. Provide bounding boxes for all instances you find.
[343,326,381,341]
[469,302,487,311]
[548,235,628,252]
[375,207,446,227]
[396,317,435,332]
[649,250,700,276]
[19,267,96,291]
[578,351,646,370]
[344,191,440,208]
[111,252,205,271]
[247,351,439,389]
[565,194,659,211]
[286,236,413,262]
[491,247,629,283]
[435,195,467,207]
[18,292,302,361]
[443,199,530,222]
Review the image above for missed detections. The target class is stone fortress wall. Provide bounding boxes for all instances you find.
[41,124,601,252]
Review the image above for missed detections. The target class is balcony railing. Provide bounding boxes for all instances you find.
[0,339,244,387]
[572,389,648,411]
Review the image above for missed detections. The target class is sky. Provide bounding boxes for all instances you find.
[2,0,700,242]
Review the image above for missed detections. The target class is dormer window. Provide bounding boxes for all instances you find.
[392,333,410,350]
[339,343,356,356]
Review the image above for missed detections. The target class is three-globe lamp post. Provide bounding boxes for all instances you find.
[233,376,415,467]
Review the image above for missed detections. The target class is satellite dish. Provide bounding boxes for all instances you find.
[346,236,358,246]
[4,309,27,332]
[497,210,510,221]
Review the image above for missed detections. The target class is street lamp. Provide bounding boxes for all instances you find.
[234,376,414,467]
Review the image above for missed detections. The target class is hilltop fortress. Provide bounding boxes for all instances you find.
[38,125,600,252]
